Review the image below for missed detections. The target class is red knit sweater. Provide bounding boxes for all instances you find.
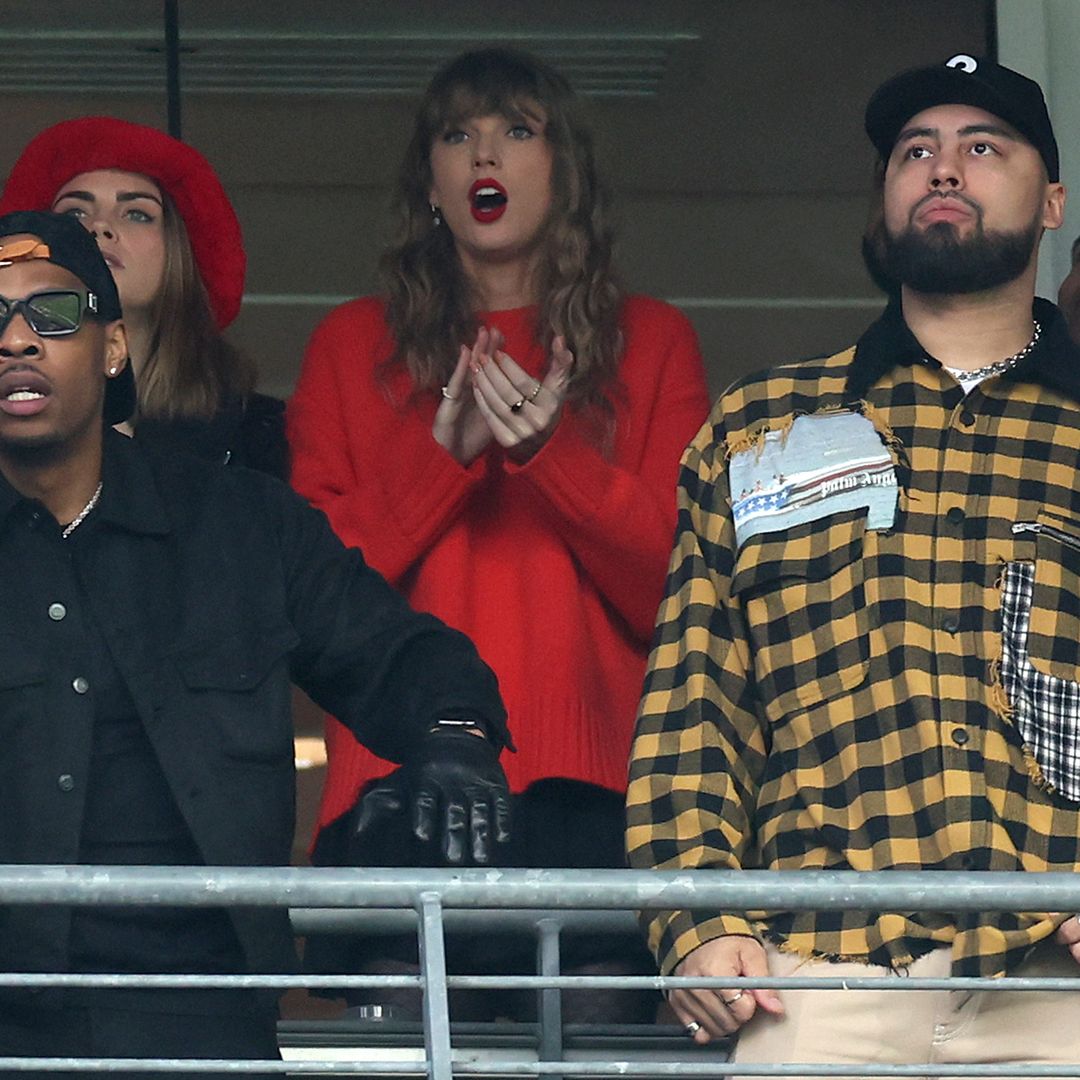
[287,295,710,832]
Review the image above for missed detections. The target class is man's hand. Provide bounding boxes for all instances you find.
[349,727,511,866]
[669,935,784,1042]
[1055,915,1080,963]
[391,726,511,865]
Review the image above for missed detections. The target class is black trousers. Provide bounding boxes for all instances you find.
[0,992,279,1080]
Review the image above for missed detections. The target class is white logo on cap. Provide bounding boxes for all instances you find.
[946,54,978,73]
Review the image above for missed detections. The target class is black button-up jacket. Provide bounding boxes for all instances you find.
[0,430,507,975]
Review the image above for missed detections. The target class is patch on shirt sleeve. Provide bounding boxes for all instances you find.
[729,410,898,548]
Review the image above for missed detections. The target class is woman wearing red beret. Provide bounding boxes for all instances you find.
[288,49,710,1021]
[0,116,287,478]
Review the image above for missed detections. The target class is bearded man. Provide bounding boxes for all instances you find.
[627,55,1080,1073]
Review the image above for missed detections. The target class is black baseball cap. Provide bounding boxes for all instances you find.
[865,54,1059,182]
[0,209,134,424]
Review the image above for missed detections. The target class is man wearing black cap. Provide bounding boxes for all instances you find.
[627,55,1080,1068]
[0,211,512,1069]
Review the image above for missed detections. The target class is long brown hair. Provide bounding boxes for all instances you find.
[137,193,255,420]
[381,48,623,414]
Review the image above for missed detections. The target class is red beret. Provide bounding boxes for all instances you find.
[0,116,245,329]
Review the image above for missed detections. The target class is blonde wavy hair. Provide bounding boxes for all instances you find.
[381,48,623,417]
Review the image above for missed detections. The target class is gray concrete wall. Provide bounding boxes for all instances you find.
[0,0,991,400]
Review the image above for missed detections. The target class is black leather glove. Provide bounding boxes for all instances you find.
[409,727,512,864]
[351,727,511,866]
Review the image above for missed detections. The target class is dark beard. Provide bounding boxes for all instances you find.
[0,432,70,466]
[862,216,1040,296]
[0,412,103,466]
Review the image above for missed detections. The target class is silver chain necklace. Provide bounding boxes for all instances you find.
[942,319,1041,383]
[61,481,103,539]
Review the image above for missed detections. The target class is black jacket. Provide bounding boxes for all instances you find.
[0,429,507,975]
[135,392,289,481]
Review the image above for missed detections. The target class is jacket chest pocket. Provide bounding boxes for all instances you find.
[732,509,869,724]
[1011,512,1080,678]
[0,635,46,750]
[172,623,299,763]
[0,634,45,694]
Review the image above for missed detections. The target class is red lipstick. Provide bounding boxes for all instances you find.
[470,178,508,223]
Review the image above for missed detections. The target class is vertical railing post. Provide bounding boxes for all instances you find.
[417,891,453,1080]
[537,917,564,1071]
[162,0,182,138]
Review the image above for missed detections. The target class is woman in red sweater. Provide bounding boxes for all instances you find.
[287,48,710,1019]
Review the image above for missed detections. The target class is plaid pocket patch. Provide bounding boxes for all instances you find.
[1000,560,1080,802]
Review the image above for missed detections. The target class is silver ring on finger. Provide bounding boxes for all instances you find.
[509,397,527,413]
[684,1021,702,1037]
[441,385,458,401]
[721,990,744,1006]
[527,381,542,401]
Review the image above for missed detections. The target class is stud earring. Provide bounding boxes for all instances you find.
[108,367,118,376]
[430,203,442,228]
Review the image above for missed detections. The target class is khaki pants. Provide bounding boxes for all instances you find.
[735,941,1080,1079]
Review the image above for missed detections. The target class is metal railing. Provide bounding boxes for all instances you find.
[3,866,1080,1077]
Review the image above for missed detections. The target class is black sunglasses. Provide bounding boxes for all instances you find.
[0,289,100,338]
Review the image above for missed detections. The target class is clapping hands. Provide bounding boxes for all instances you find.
[432,325,574,466]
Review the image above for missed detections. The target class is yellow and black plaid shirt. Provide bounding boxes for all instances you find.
[627,297,1080,978]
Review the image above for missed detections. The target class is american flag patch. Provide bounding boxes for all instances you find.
[729,410,898,548]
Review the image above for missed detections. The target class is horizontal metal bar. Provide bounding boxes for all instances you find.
[0,84,659,98]
[0,67,663,84]
[469,1066,1080,1077]
[4,865,1076,1076]
[236,293,886,310]
[0,973,421,989]
[292,906,639,934]
[0,30,701,44]
[2,1059,1078,1077]
[0,971,1075,993]
[670,296,886,309]
[449,974,1080,992]
[4,865,1080,911]
[99,57,668,70]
